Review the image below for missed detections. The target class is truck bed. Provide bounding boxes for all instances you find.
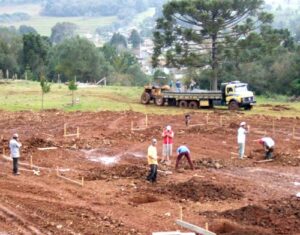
[162,91,222,100]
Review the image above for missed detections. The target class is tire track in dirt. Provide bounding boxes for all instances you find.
[108,115,127,130]
[0,204,44,235]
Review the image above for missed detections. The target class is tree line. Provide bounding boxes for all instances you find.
[41,0,165,18]
[0,26,149,86]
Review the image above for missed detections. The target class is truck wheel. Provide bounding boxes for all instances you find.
[155,96,165,106]
[244,105,253,110]
[179,100,188,108]
[188,101,198,109]
[168,99,176,106]
[228,100,239,110]
[141,92,150,104]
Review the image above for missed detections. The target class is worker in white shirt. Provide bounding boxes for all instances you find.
[9,133,22,175]
[237,122,250,159]
[259,137,275,159]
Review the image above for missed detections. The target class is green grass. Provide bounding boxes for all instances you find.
[0,15,117,36]
[132,7,155,25]
[0,80,299,117]
[0,4,154,36]
[0,80,183,114]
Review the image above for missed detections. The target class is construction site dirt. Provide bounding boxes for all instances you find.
[0,110,299,235]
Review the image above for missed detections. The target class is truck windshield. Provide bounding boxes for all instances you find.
[235,85,248,93]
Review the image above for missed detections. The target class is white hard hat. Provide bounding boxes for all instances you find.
[152,138,157,144]
[240,122,246,126]
[166,125,171,131]
[13,133,19,138]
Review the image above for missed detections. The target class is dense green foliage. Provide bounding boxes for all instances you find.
[41,0,162,17]
[0,0,300,95]
[109,33,127,50]
[48,37,104,82]
[19,25,37,35]
[129,29,142,49]
[0,27,22,75]
[50,22,78,44]
[0,26,149,86]
[22,33,50,79]
[0,12,30,23]
[153,0,273,90]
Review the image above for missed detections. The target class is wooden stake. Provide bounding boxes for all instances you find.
[64,123,67,136]
[293,126,295,139]
[189,123,205,127]
[206,113,209,124]
[30,155,33,169]
[179,206,183,220]
[81,177,84,186]
[205,222,209,231]
[57,174,83,187]
[145,114,148,127]
[176,220,216,235]
[77,127,80,138]
[37,147,58,151]
[254,159,274,163]
[56,167,83,187]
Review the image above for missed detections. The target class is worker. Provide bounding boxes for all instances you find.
[189,79,196,90]
[175,144,194,170]
[237,122,250,159]
[185,114,191,127]
[146,138,158,183]
[175,80,181,92]
[161,125,174,164]
[9,133,22,175]
[259,137,275,159]
[169,80,173,89]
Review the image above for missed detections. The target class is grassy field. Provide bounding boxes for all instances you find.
[0,80,299,117]
[2,15,117,36]
[0,4,154,36]
[0,3,117,36]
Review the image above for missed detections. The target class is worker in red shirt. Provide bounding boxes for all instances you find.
[161,125,174,165]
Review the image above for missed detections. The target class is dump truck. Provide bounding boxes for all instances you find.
[140,81,256,110]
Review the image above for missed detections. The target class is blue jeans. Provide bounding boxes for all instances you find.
[238,143,245,158]
[147,164,157,182]
[13,157,19,174]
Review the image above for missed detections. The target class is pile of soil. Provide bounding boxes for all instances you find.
[193,158,225,169]
[112,126,161,143]
[211,221,270,235]
[187,125,222,135]
[156,177,243,202]
[271,105,291,111]
[83,165,147,181]
[205,197,300,235]
[25,137,55,148]
[276,152,300,167]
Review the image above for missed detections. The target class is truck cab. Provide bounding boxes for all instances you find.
[221,81,256,110]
